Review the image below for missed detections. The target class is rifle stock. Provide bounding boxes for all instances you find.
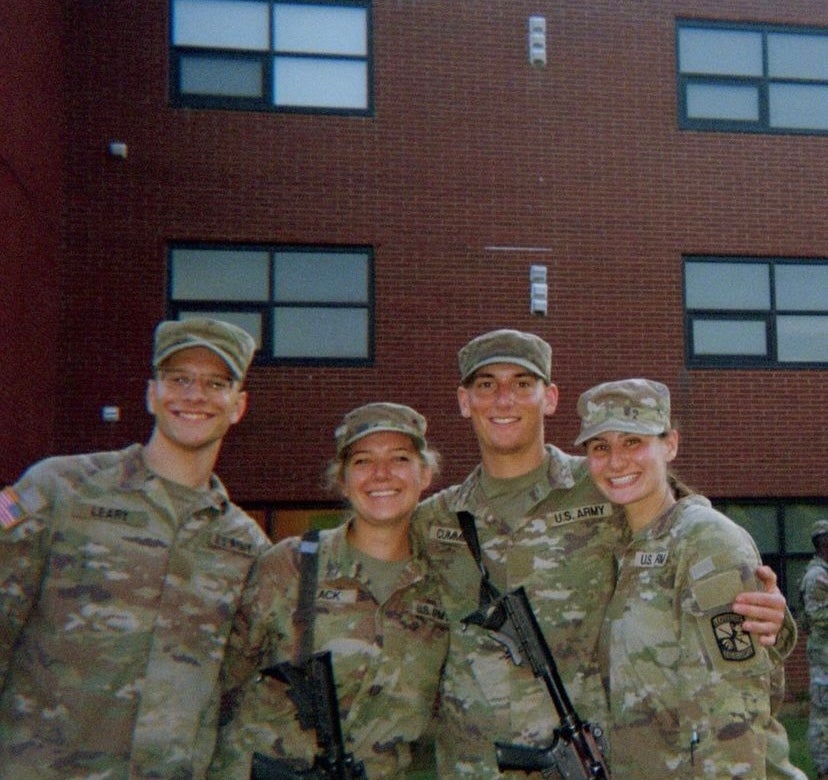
[464,586,612,779]
[250,750,366,780]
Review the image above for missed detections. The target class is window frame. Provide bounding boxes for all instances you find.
[713,497,828,613]
[676,18,828,135]
[167,242,375,367]
[683,255,828,370]
[169,0,374,116]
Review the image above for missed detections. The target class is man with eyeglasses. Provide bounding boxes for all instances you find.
[412,328,798,778]
[0,318,271,778]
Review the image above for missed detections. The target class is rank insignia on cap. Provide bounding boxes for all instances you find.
[711,612,755,661]
[0,487,26,531]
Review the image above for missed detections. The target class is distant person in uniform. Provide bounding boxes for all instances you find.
[800,519,828,779]
[0,318,270,778]
[209,402,448,779]
[575,377,805,779]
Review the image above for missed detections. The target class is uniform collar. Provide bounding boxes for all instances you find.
[319,518,426,584]
[114,444,229,513]
[450,444,581,512]
[631,493,711,540]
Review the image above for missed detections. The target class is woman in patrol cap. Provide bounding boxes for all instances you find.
[575,378,805,779]
[209,403,448,779]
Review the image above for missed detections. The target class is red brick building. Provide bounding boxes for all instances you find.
[3,0,826,690]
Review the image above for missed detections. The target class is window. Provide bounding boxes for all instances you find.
[684,256,828,368]
[677,19,828,134]
[243,505,348,540]
[714,499,828,613]
[168,244,373,364]
[170,0,372,113]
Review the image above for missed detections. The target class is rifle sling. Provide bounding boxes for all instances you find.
[456,510,502,609]
[294,529,321,666]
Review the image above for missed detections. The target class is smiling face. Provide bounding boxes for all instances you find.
[457,363,558,478]
[585,429,679,529]
[341,430,433,531]
[146,346,248,456]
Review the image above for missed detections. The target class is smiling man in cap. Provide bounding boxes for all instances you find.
[0,318,270,778]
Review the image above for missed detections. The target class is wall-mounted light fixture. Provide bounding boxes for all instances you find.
[101,405,121,422]
[530,264,548,315]
[528,16,547,67]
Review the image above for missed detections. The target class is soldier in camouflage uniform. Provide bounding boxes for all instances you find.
[411,330,794,779]
[0,318,271,779]
[208,403,449,779]
[575,377,805,778]
[800,519,828,779]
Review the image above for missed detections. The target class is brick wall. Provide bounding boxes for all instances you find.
[786,635,810,702]
[3,0,826,509]
[0,0,822,707]
[0,0,64,483]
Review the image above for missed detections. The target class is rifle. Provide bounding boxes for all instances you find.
[250,650,367,780]
[463,586,612,779]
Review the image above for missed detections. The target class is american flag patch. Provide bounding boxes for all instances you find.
[0,487,26,531]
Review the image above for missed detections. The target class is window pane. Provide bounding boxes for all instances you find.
[692,319,767,355]
[685,262,769,309]
[274,57,367,108]
[273,307,368,358]
[686,83,759,121]
[769,83,828,130]
[171,249,270,300]
[274,5,367,55]
[271,508,349,541]
[776,264,828,310]
[786,504,828,554]
[173,0,269,50]
[788,559,809,613]
[273,252,368,302]
[179,55,264,97]
[720,504,779,552]
[178,310,262,348]
[678,28,762,76]
[768,33,828,79]
[777,315,828,361]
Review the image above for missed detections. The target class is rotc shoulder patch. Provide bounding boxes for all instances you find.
[711,611,755,661]
[0,487,26,531]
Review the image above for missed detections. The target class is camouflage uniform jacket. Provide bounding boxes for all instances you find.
[800,554,828,775]
[411,445,625,779]
[0,444,270,779]
[603,494,778,778]
[208,519,449,779]
[800,555,828,667]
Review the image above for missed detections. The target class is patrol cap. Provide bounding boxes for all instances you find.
[575,378,671,447]
[335,402,428,458]
[811,519,828,542]
[458,329,552,384]
[153,318,256,380]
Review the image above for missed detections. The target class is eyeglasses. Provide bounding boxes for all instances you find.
[157,369,237,396]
